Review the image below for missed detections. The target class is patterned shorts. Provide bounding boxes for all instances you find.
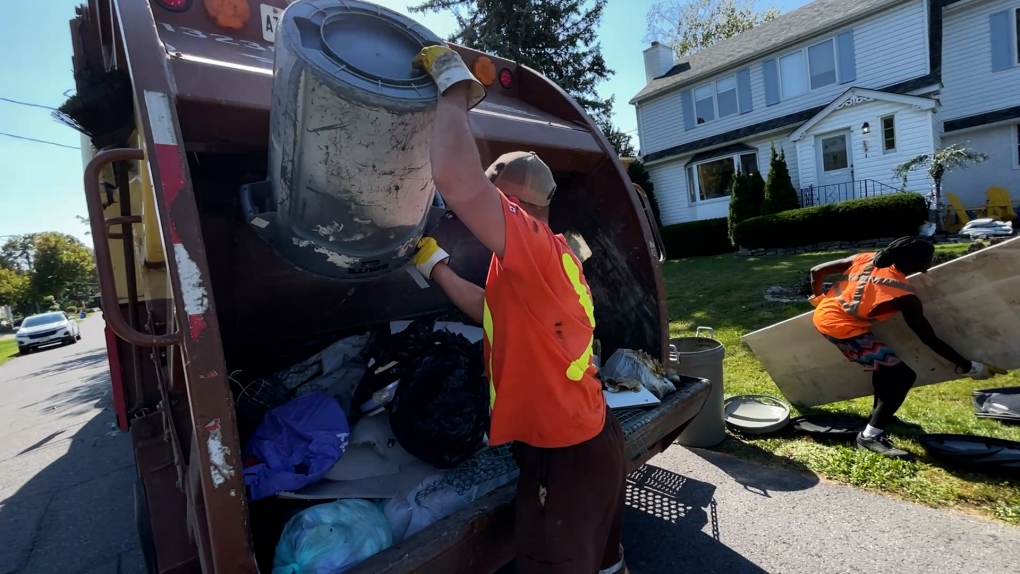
[825,332,902,372]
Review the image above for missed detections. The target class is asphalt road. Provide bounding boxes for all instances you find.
[0,317,145,574]
[1,318,1018,574]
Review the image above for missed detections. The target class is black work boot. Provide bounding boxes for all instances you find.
[856,432,912,460]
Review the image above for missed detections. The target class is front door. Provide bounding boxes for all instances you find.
[815,130,852,202]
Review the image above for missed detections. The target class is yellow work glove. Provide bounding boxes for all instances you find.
[412,45,486,110]
[411,237,450,280]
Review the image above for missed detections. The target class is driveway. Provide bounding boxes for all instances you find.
[0,317,144,574]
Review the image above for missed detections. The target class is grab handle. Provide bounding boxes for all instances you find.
[633,183,666,263]
[695,326,715,339]
[84,148,181,347]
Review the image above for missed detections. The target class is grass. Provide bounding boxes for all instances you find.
[664,243,1020,525]
[0,339,19,366]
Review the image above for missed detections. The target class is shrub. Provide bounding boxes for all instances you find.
[760,144,799,215]
[749,170,766,212]
[727,171,757,246]
[628,159,661,226]
[65,306,78,314]
[660,218,737,259]
[732,193,929,249]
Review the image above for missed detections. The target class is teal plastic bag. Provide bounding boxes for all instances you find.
[273,499,393,573]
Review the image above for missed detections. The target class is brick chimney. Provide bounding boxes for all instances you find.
[643,42,675,83]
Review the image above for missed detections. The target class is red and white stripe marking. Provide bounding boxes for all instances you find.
[145,90,209,341]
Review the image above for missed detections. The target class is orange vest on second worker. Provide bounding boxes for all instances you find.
[813,252,917,339]
[482,193,605,449]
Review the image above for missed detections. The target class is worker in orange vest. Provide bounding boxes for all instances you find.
[810,237,999,459]
[408,46,627,574]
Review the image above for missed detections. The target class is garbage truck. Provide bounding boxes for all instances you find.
[67,0,711,571]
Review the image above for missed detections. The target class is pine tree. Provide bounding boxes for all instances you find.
[748,169,766,216]
[411,0,632,154]
[628,159,660,226]
[726,170,756,245]
[760,144,799,215]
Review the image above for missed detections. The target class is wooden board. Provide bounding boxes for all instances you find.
[743,237,1020,407]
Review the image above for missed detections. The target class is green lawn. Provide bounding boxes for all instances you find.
[0,339,19,366]
[664,243,1020,525]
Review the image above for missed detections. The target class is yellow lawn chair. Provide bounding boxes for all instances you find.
[985,186,1018,221]
[944,192,986,232]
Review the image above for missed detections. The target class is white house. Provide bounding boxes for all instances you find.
[631,0,1020,226]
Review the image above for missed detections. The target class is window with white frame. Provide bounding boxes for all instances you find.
[685,152,760,203]
[881,115,896,153]
[1014,124,1020,169]
[778,38,839,99]
[693,75,740,124]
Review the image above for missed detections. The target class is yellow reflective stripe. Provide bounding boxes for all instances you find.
[483,299,495,411]
[561,253,595,381]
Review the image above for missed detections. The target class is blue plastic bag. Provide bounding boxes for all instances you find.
[273,499,393,574]
[243,393,350,501]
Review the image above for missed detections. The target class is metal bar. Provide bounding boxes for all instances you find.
[633,183,665,262]
[83,148,181,348]
[115,158,146,410]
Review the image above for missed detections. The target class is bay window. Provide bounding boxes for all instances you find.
[685,152,760,203]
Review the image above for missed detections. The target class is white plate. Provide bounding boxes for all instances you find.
[260,4,284,43]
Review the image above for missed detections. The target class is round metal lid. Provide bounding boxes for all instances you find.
[723,395,791,435]
[281,0,441,101]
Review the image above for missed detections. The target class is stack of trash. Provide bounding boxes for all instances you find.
[235,319,516,573]
[959,218,1014,238]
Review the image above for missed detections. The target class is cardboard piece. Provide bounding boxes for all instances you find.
[743,237,1020,407]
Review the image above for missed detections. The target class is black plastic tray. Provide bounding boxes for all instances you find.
[791,413,869,440]
[918,434,1020,476]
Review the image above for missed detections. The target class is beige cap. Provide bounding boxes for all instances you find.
[485,151,556,207]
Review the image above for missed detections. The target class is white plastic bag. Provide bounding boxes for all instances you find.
[273,499,392,574]
[601,349,676,399]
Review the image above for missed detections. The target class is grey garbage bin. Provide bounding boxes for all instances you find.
[670,327,726,447]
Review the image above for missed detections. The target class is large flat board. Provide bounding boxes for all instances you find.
[743,237,1020,407]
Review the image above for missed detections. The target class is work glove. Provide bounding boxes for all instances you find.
[412,46,486,109]
[965,361,1003,380]
[411,237,449,280]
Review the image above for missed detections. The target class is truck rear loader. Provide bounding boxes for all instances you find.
[66,0,711,571]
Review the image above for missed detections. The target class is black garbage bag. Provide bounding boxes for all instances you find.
[351,321,439,422]
[389,327,489,469]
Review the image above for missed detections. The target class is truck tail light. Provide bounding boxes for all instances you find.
[156,0,192,12]
[498,68,514,90]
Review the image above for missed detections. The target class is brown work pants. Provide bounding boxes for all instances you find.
[511,409,626,573]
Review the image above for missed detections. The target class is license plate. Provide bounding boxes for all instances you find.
[260,4,284,43]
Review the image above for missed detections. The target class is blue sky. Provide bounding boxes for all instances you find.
[0,0,808,245]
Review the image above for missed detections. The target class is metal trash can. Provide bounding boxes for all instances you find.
[670,327,726,447]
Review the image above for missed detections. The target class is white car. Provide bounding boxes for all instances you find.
[16,312,82,354]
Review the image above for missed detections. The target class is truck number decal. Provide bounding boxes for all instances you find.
[158,23,274,53]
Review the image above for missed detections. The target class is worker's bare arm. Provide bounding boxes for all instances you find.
[809,256,857,296]
[430,83,506,258]
[897,295,971,370]
[431,262,485,324]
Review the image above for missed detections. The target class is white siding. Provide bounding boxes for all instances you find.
[795,100,936,194]
[942,123,1020,206]
[648,160,694,225]
[942,0,1020,120]
[636,0,929,155]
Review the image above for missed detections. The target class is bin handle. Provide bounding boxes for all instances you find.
[695,326,714,339]
[84,148,182,348]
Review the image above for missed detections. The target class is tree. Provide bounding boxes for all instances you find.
[628,159,661,226]
[0,268,29,308]
[760,144,799,215]
[646,0,780,59]
[894,144,989,228]
[0,233,97,311]
[411,0,633,154]
[727,170,756,245]
[748,169,766,214]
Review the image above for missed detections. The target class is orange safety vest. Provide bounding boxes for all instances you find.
[813,252,917,339]
[482,193,605,449]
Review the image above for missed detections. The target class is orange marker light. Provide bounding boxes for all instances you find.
[472,57,497,87]
[204,0,250,30]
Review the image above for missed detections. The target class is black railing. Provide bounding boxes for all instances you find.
[799,179,903,207]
